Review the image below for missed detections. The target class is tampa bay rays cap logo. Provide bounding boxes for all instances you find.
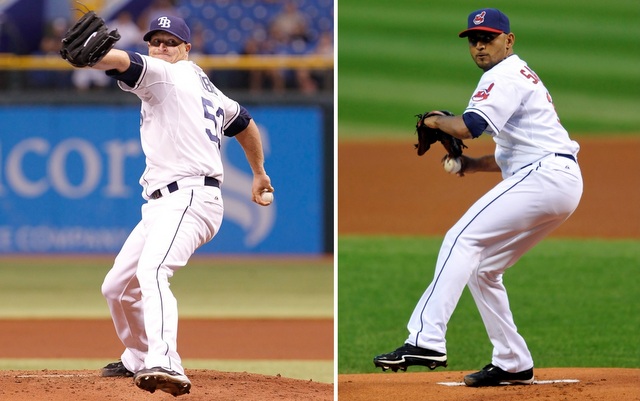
[143,15,191,42]
[473,11,486,25]
[157,16,172,28]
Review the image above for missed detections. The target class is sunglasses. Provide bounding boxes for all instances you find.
[149,37,185,47]
[467,32,500,46]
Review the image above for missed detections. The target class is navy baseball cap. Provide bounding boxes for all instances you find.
[143,15,191,42]
[459,8,510,38]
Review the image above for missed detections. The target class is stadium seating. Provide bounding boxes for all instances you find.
[175,0,333,55]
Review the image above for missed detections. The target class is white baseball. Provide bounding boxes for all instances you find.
[261,191,274,204]
[443,157,462,174]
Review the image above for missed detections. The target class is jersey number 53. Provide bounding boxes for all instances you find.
[201,97,223,149]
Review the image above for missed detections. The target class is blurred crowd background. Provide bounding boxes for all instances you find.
[0,0,334,94]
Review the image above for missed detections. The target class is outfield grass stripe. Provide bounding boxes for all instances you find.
[339,4,460,30]
[517,50,639,100]
[337,0,640,138]
[0,259,333,318]
[516,15,638,39]
[340,74,471,105]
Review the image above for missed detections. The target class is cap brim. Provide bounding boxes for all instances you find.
[458,27,504,38]
[143,29,189,43]
[143,30,159,41]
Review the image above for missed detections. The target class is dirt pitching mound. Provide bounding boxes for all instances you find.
[1,369,333,401]
[339,368,640,401]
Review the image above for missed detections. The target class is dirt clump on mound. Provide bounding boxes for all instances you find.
[0,369,333,401]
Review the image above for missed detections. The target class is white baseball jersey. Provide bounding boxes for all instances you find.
[464,54,579,177]
[405,54,583,373]
[103,54,234,376]
[118,55,241,198]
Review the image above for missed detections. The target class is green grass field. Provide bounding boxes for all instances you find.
[0,257,334,382]
[338,0,640,138]
[338,237,640,373]
[0,257,333,318]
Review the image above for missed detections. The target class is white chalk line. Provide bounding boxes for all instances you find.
[533,379,580,385]
[437,379,580,387]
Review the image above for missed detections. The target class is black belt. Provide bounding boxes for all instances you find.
[555,153,576,163]
[517,153,576,173]
[150,176,219,199]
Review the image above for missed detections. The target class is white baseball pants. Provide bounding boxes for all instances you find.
[406,154,582,373]
[101,185,223,374]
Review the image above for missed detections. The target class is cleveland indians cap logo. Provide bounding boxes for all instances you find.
[157,16,172,28]
[473,11,486,25]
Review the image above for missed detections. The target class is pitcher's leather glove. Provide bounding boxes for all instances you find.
[415,110,467,158]
[60,11,120,68]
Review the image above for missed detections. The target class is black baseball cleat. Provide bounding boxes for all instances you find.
[101,361,134,377]
[464,364,534,387]
[373,343,447,372]
[134,367,191,396]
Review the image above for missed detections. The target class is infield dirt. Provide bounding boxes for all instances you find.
[0,318,333,400]
[338,137,640,238]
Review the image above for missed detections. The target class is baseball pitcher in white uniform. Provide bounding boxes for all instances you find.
[374,8,583,387]
[62,15,273,396]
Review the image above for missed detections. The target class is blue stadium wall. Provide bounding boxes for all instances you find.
[0,104,333,255]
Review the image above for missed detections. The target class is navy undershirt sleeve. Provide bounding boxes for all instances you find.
[462,112,488,138]
[224,106,252,137]
[105,51,144,87]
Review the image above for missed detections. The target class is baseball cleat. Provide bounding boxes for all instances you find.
[101,360,134,377]
[464,364,534,387]
[134,367,191,396]
[373,343,447,372]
